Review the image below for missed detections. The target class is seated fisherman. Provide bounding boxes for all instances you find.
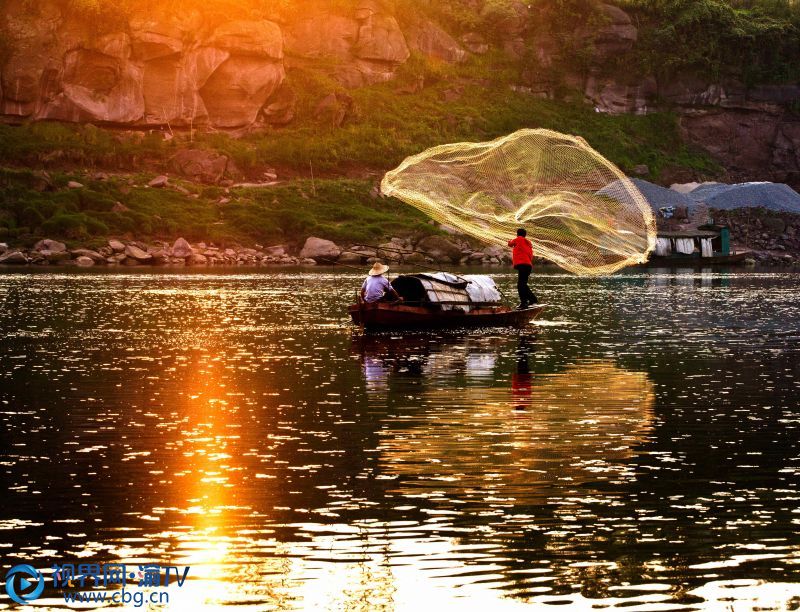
[361,262,403,303]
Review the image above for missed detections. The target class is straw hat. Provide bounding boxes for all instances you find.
[368,262,389,276]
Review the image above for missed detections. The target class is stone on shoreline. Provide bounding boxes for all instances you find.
[41,250,71,263]
[75,256,95,266]
[109,239,126,252]
[0,250,28,264]
[34,239,66,253]
[416,235,462,263]
[124,244,153,262]
[338,251,363,265]
[171,237,193,258]
[299,237,341,263]
[71,248,105,263]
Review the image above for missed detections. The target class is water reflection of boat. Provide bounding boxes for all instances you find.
[379,360,655,499]
[349,272,545,330]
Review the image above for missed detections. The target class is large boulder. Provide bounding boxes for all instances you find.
[171,237,194,258]
[299,237,341,262]
[70,248,105,263]
[125,244,153,262]
[36,32,146,124]
[169,149,230,184]
[354,14,409,63]
[0,251,28,264]
[34,238,66,253]
[416,235,463,263]
[199,57,285,128]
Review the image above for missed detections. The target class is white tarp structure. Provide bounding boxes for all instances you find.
[655,237,672,257]
[701,238,713,258]
[675,238,696,255]
[394,273,502,312]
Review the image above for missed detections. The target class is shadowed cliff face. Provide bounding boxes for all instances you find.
[0,0,799,183]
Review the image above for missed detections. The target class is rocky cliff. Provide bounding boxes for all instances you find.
[1,0,799,185]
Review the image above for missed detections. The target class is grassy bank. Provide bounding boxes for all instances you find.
[0,167,435,249]
[0,48,722,249]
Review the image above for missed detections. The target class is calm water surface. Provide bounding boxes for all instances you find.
[1,268,799,610]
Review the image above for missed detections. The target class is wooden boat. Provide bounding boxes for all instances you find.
[349,301,545,330]
[349,272,545,330]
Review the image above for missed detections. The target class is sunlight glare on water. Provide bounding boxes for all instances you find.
[0,268,799,610]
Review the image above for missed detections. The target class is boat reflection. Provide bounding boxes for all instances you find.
[371,351,656,500]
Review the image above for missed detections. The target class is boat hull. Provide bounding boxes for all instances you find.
[349,302,545,330]
[647,252,750,266]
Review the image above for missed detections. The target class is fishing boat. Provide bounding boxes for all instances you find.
[349,272,545,330]
[647,226,751,266]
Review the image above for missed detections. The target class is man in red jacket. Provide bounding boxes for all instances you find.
[508,228,537,309]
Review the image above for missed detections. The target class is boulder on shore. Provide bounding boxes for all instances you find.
[338,251,363,265]
[416,235,463,263]
[169,149,230,184]
[0,251,28,264]
[125,244,153,262]
[299,237,341,262]
[109,239,126,252]
[70,248,105,263]
[75,256,95,267]
[171,237,194,258]
[34,239,66,253]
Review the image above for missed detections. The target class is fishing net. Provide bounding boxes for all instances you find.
[381,128,657,275]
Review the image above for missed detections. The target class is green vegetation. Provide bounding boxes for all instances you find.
[0,48,720,247]
[0,168,434,248]
[620,0,800,85]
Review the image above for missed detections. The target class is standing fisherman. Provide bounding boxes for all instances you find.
[508,228,537,309]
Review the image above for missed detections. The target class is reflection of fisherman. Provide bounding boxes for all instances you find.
[361,262,403,303]
[508,228,537,309]
[511,335,534,411]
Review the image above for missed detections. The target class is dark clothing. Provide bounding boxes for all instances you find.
[514,263,537,307]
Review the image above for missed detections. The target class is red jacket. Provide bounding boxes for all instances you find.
[508,237,533,266]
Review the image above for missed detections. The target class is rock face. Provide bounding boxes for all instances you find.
[1,0,799,184]
[680,110,800,185]
[0,0,429,128]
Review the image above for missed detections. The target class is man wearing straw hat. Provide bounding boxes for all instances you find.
[361,262,403,303]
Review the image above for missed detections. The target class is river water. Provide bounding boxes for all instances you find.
[1,267,799,610]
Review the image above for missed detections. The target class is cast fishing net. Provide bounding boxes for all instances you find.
[381,128,657,275]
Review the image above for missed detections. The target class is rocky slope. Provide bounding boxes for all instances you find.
[1,0,799,185]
